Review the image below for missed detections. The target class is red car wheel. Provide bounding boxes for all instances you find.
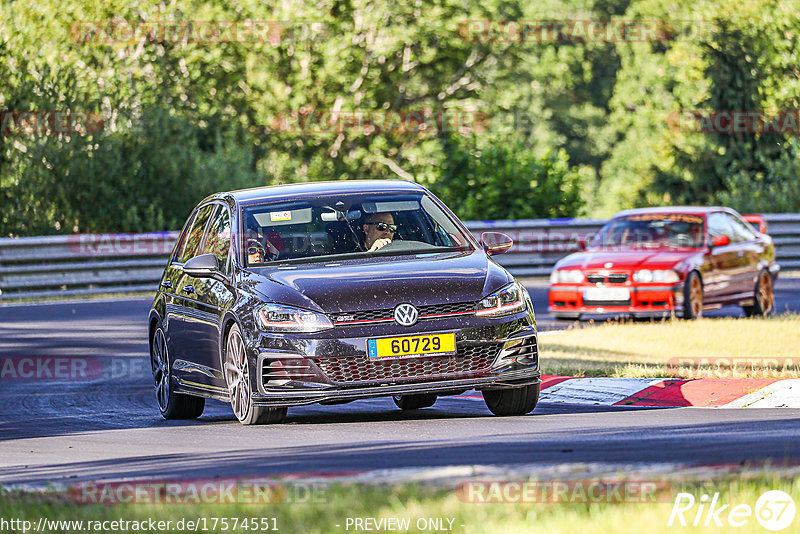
[682,272,703,319]
[744,271,774,318]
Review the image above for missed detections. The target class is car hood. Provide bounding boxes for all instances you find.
[238,250,512,313]
[555,248,697,270]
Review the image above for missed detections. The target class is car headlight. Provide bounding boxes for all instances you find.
[549,269,584,284]
[476,282,527,317]
[254,303,333,333]
[633,269,680,283]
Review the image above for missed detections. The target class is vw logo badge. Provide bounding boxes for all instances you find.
[394,303,419,326]
[604,262,613,268]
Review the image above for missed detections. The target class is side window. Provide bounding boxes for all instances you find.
[726,214,757,242]
[202,205,232,275]
[177,204,215,263]
[707,212,735,240]
[172,211,197,262]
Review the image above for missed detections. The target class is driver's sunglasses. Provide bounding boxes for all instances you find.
[247,245,265,255]
[366,222,398,233]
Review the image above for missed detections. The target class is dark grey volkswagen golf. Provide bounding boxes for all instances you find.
[148,180,540,424]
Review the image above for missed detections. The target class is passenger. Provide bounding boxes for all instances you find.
[362,213,397,252]
[246,239,266,264]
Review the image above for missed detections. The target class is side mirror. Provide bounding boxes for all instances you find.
[481,232,513,255]
[743,214,767,234]
[184,253,225,281]
[709,235,730,248]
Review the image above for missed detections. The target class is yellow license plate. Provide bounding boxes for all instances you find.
[367,333,456,359]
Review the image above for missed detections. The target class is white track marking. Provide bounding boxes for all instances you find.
[724,379,800,408]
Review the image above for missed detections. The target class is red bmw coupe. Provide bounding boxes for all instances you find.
[548,207,779,320]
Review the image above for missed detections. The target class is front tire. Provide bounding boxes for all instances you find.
[743,270,774,318]
[150,326,204,419]
[483,383,540,416]
[682,271,703,320]
[393,394,437,410]
[224,324,286,425]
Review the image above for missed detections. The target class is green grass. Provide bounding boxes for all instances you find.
[1,476,797,533]
[540,314,800,378]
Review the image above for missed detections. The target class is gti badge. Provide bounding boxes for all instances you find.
[394,303,419,326]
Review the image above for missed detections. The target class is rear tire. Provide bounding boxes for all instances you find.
[224,323,286,425]
[682,271,703,320]
[483,383,540,416]
[393,394,437,410]
[150,326,205,419]
[743,270,774,318]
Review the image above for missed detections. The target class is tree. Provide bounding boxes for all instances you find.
[432,134,584,221]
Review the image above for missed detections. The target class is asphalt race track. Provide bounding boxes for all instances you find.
[1,279,799,488]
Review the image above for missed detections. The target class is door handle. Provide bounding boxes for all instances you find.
[161,281,173,289]
[182,285,195,294]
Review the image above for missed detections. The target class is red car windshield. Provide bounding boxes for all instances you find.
[591,213,704,249]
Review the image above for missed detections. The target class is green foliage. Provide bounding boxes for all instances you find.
[602,0,800,213]
[1,0,798,237]
[432,134,584,221]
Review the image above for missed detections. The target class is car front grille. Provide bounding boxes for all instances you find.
[586,272,628,284]
[312,343,502,384]
[333,301,476,325]
[582,299,632,306]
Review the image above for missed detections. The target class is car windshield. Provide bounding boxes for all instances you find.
[591,213,705,249]
[240,192,474,266]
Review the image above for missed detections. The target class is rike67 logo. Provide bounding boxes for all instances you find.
[668,490,796,531]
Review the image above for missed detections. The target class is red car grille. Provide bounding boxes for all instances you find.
[313,343,501,384]
[587,272,628,284]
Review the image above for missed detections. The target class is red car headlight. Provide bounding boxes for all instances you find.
[633,269,680,283]
[550,269,584,284]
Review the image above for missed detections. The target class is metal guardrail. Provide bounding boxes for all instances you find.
[1,215,798,301]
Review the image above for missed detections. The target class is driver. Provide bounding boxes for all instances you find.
[362,213,397,252]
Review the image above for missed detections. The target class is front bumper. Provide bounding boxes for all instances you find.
[549,283,684,318]
[248,314,539,407]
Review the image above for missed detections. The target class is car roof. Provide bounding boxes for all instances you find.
[203,179,427,206]
[613,206,732,218]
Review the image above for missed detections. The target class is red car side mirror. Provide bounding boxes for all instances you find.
[743,214,767,234]
[710,235,730,247]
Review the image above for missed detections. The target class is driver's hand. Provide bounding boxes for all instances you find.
[368,238,392,252]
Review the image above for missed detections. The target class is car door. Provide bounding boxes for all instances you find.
[183,203,235,391]
[171,203,216,385]
[726,212,761,296]
[704,212,740,302]
[161,210,197,356]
